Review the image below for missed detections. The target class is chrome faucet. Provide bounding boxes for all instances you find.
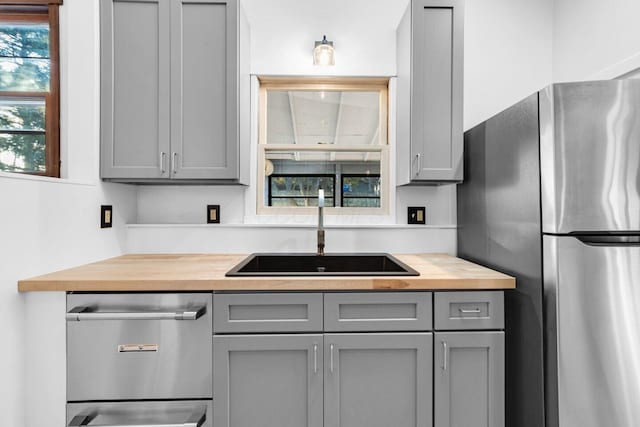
[317,189,325,256]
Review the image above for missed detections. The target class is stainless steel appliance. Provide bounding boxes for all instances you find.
[66,293,213,426]
[457,79,640,427]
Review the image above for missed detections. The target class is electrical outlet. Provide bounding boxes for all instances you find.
[207,205,220,224]
[101,205,113,228]
[408,206,425,224]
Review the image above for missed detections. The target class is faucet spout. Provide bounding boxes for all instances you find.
[317,206,325,256]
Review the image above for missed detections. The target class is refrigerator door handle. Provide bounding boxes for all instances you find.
[574,235,640,246]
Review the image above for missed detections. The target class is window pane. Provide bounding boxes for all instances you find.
[270,176,335,197]
[0,132,46,172]
[0,99,46,131]
[342,198,381,208]
[342,175,381,198]
[0,23,50,91]
[266,91,380,145]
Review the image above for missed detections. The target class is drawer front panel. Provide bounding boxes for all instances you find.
[66,293,212,401]
[434,291,504,330]
[67,400,212,427]
[324,292,432,331]
[214,293,323,333]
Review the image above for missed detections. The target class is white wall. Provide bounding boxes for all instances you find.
[242,0,408,77]
[464,0,554,130]
[553,0,640,81]
[0,1,137,426]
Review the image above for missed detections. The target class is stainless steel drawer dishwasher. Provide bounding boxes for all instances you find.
[66,293,213,403]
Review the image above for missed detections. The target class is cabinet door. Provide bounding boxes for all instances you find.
[101,0,171,179]
[434,332,504,427]
[213,335,323,427]
[324,333,432,427]
[410,0,463,182]
[170,0,238,180]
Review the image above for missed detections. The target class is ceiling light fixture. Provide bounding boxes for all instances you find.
[313,35,335,66]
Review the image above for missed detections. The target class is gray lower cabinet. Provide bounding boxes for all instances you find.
[397,0,464,184]
[324,333,433,427]
[213,334,323,427]
[434,332,505,427]
[101,0,246,182]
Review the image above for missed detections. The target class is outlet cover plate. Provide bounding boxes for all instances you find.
[207,205,220,224]
[408,206,425,224]
[101,205,113,228]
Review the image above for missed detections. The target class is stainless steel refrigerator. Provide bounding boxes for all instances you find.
[457,79,640,427]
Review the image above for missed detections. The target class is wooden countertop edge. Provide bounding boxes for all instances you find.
[18,278,515,292]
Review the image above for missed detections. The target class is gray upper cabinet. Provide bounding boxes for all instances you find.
[434,332,505,427]
[101,0,171,179]
[213,334,323,427]
[324,333,433,427]
[397,0,464,184]
[101,0,248,182]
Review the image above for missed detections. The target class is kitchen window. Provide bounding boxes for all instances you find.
[258,77,389,215]
[0,1,61,177]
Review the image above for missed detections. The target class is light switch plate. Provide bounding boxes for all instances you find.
[101,205,113,228]
[207,205,220,224]
[408,206,425,224]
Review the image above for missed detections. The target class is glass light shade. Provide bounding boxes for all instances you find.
[313,39,335,66]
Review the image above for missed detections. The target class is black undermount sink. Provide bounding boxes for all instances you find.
[225,253,420,277]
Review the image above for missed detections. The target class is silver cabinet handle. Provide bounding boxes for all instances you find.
[330,344,334,373]
[313,344,318,374]
[66,306,206,322]
[415,153,421,177]
[69,411,205,427]
[172,152,178,174]
[459,308,481,314]
[443,341,448,371]
[160,151,166,174]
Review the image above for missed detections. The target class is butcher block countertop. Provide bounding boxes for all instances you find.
[18,253,515,292]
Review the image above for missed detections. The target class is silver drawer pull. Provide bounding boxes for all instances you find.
[459,307,481,314]
[66,306,206,322]
[69,411,205,427]
[118,344,158,353]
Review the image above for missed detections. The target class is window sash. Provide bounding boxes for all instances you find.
[0,2,59,177]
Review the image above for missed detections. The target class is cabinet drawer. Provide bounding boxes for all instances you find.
[324,292,432,332]
[67,293,212,401]
[434,291,504,330]
[213,293,323,333]
[67,400,212,427]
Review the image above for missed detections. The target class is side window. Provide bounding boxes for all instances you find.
[0,2,60,177]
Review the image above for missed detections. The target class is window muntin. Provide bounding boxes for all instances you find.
[0,4,60,177]
[258,77,389,215]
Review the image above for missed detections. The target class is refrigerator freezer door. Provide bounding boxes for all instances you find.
[544,235,640,427]
[540,80,640,234]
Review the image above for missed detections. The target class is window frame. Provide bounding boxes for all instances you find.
[0,1,61,177]
[257,77,390,216]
